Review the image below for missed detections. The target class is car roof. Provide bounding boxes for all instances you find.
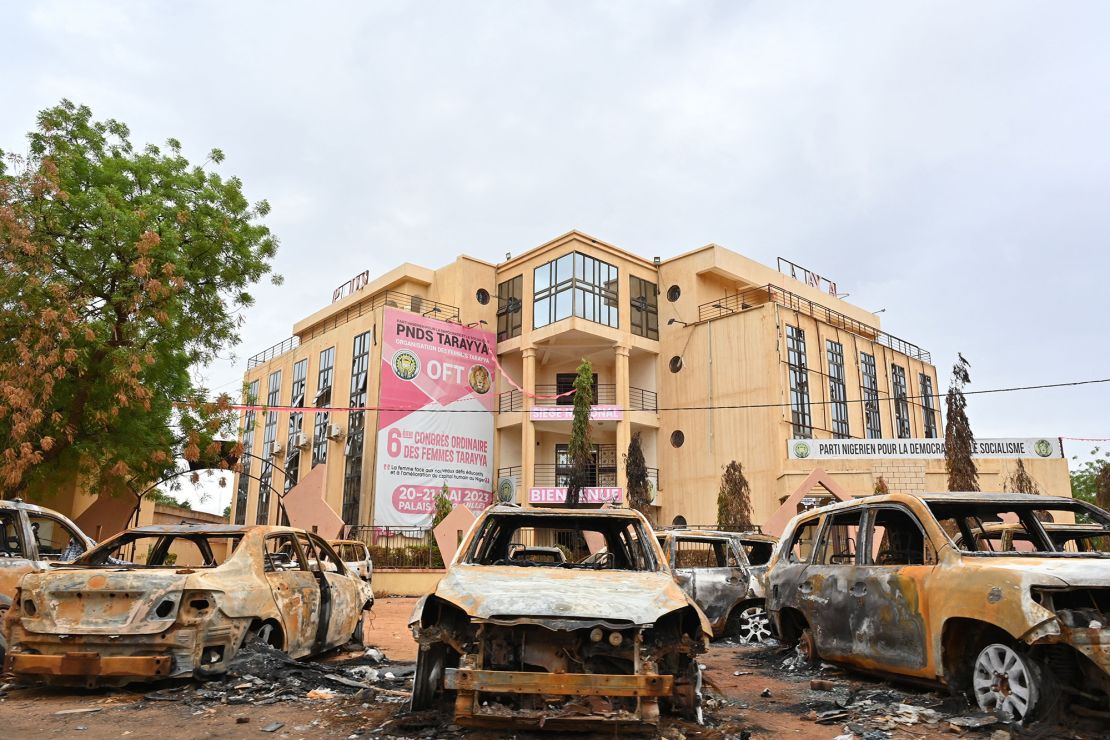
[125,524,301,535]
[801,491,1085,518]
[484,504,643,519]
[328,539,365,545]
[661,528,776,542]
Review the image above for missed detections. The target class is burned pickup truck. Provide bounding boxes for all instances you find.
[409,505,711,729]
[768,492,1110,722]
[3,524,374,686]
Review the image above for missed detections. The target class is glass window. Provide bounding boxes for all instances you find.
[786,519,820,563]
[496,275,523,341]
[826,340,850,438]
[256,370,282,525]
[891,364,911,439]
[630,276,659,340]
[28,514,85,561]
[312,347,335,467]
[867,508,935,565]
[860,353,882,439]
[920,373,938,438]
[235,378,259,525]
[532,251,619,330]
[786,326,811,438]
[819,511,861,565]
[285,358,308,493]
[342,331,372,524]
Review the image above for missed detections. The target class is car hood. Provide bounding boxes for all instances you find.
[16,568,193,635]
[964,555,1110,588]
[434,564,704,628]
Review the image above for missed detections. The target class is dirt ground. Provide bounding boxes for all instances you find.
[1,597,1102,739]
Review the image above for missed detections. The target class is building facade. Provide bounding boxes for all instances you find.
[231,231,1070,533]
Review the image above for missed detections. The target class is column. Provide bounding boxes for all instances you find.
[521,346,537,504]
[615,345,631,496]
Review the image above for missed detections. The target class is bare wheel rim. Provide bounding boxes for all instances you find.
[736,606,772,644]
[972,643,1038,721]
[256,623,275,645]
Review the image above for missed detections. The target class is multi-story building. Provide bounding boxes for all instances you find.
[231,230,1070,533]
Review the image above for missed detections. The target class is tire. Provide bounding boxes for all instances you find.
[796,627,819,667]
[971,642,1051,722]
[728,603,774,644]
[410,643,447,711]
[352,608,370,646]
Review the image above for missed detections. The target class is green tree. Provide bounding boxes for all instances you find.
[624,431,652,522]
[716,460,753,531]
[1001,459,1040,494]
[0,100,277,498]
[1072,448,1110,511]
[146,488,193,510]
[944,354,978,492]
[433,481,454,526]
[565,359,594,508]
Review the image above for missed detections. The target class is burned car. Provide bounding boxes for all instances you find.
[409,505,711,729]
[656,528,777,643]
[330,539,374,582]
[768,492,1110,722]
[0,499,95,663]
[3,524,374,686]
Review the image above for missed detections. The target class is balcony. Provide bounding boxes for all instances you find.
[494,464,659,491]
[697,284,930,363]
[496,385,658,413]
[247,336,300,369]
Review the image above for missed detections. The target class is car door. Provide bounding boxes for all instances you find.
[672,536,748,626]
[797,509,864,660]
[263,533,322,657]
[309,534,364,647]
[847,505,936,675]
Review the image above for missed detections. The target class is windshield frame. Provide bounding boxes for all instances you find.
[927,498,1110,557]
[68,531,244,568]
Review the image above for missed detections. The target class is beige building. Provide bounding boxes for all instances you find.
[231,230,1070,534]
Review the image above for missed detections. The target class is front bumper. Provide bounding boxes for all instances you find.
[6,652,172,683]
[445,668,673,697]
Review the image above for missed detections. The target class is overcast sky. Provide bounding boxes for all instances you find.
[4,1,1108,512]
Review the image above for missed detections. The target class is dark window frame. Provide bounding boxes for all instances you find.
[256,370,282,525]
[342,331,372,525]
[891,364,911,439]
[235,378,259,525]
[630,276,659,340]
[312,347,335,467]
[826,340,850,439]
[284,358,308,493]
[786,325,812,438]
[860,352,882,439]
[496,275,523,342]
[533,251,619,330]
[920,372,938,438]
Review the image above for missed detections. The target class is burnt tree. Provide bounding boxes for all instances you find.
[1002,460,1040,494]
[717,460,753,531]
[945,353,979,492]
[625,432,652,523]
[564,359,594,508]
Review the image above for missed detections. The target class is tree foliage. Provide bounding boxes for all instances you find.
[874,475,890,495]
[146,488,193,510]
[1071,448,1110,511]
[625,431,652,522]
[1001,459,1040,494]
[433,481,454,527]
[944,353,978,492]
[0,100,277,498]
[565,359,594,508]
[717,460,753,531]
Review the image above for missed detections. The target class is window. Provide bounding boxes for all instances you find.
[465,513,659,571]
[920,373,937,438]
[819,511,862,565]
[312,347,335,467]
[866,508,935,565]
[28,514,84,561]
[555,372,597,407]
[496,275,523,341]
[670,430,685,448]
[235,378,259,525]
[342,332,372,524]
[826,341,850,438]
[0,510,23,557]
[860,353,882,439]
[256,370,282,525]
[786,326,812,437]
[669,356,683,373]
[674,538,733,569]
[533,252,618,329]
[630,276,659,339]
[891,364,911,439]
[285,358,308,494]
[264,533,303,572]
[475,288,490,305]
[786,519,820,563]
[80,533,242,568]
[666,285,681,302]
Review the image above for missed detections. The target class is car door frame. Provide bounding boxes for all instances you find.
[262,532,323,657]
[800,508,866,660]
[310,533,365,648]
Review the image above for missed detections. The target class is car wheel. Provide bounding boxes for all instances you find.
[796,627,819,666]
[352,608,370,646]
[972,643,1045,722]
[729,604,774,644]
[410,643,447,711]
[245,621,280,649]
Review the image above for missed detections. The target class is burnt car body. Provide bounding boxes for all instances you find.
[656,529,777,643]
[768,492,1110,721]
[330,539,374,581]
[408,505,711,729]
[3,524,374,686]
[0,499,95,663]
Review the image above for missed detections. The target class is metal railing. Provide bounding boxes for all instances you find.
[498,390,523,412]
[629,387,657,412]
[496,466,522,485]
[496,465,658,491]
[499,385,658,412]
[247,336,300,368]
[535,383,617,405]
[697,284,931,363]
[346,526,444,569]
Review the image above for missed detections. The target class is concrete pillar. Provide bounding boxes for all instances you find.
[522,346,537,504]
[615,345,631,495]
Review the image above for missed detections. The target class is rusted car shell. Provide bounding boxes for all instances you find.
[3,524,374,687]
[0,500,95,608]
[767,492,1110,712]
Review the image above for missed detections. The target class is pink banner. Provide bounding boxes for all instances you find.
[528,487,624,505]
[529,404,624,422]
[374,309,497,526]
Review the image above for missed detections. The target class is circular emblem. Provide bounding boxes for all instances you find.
[1034,439,1053,458]
[391,350,420,381]
[495,477,516,503]
[793,441,811,459]
[468,364,491,394]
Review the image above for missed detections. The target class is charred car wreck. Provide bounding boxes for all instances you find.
[409,505,710,729]
[768,492,1110,722]
[3,524,374,687]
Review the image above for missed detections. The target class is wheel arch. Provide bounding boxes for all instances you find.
[940,617,1018,691]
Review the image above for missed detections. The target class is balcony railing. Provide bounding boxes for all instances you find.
[697,283,931,363]
[247,335,300,369]
[497,385,658,412]
[497,464,658,492]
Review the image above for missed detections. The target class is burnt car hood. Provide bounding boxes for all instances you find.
[17,568,192,635]
[433,564,700,626]
[969,556,1110,588]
